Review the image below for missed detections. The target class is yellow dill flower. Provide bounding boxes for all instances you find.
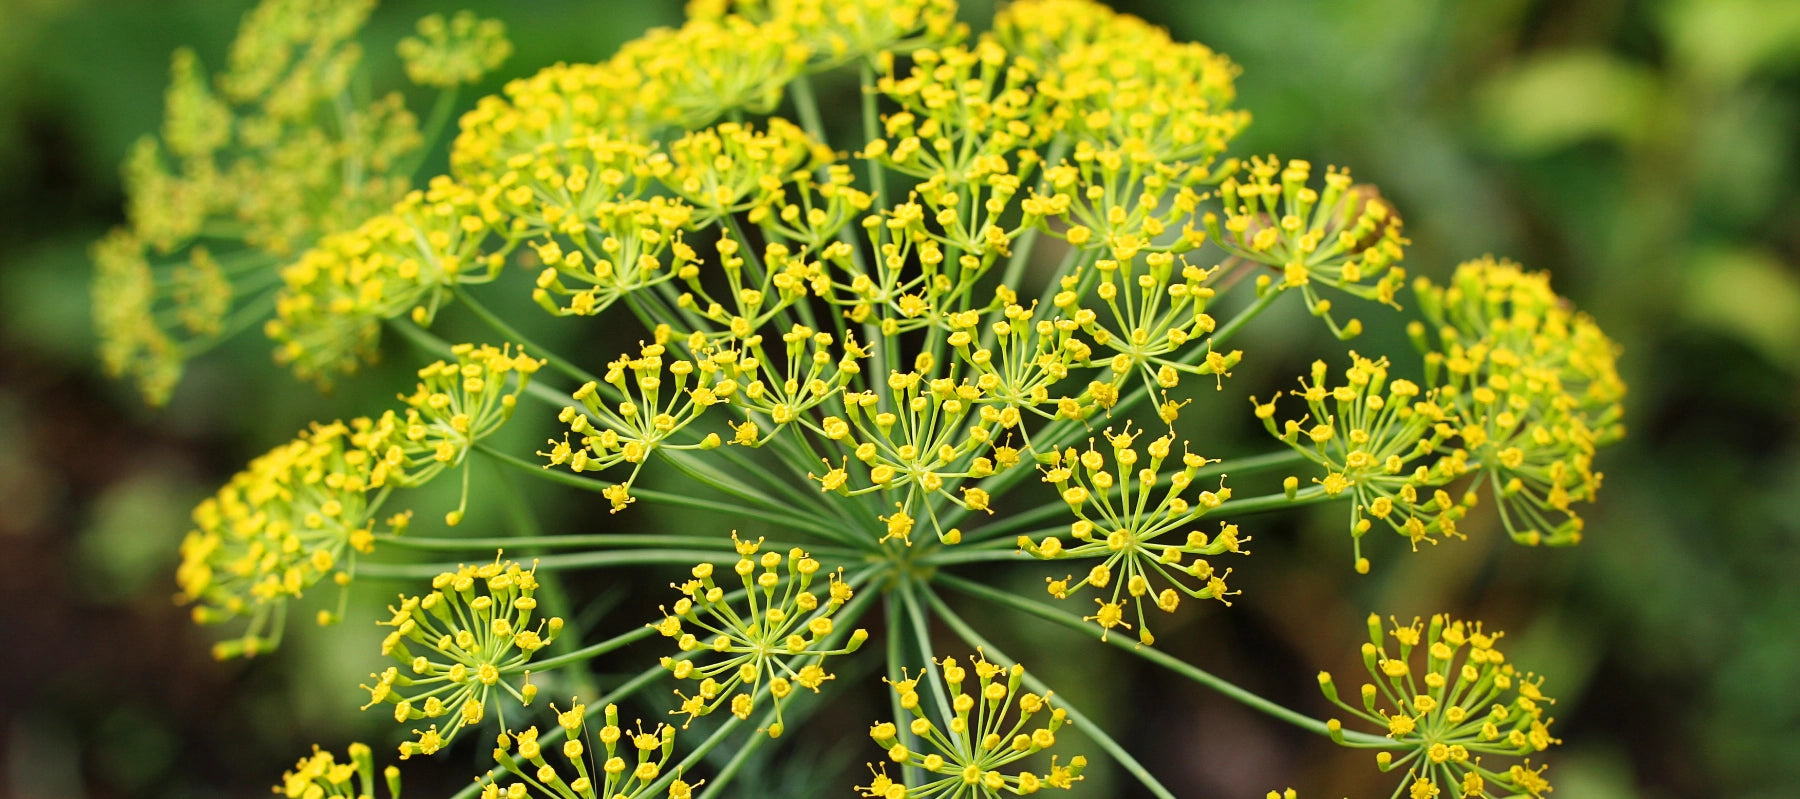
[1019,424,1244,645]
[708,0,962,67]
[708,325,866,428]
[674,236,830,336]
[387,343,544,523]
[1049,253,1241,395]
[451,62,656,180]
[530,197,699,319]
[177,418,406,659]
[1207,157,1409,334]
[1413,257,1625,547]
[616,16,810,130]
[1256,353,1473,571]
[268,177,505,387]
[363,557,563,759]
[653,535,868,737]
[398,11,512,88]
[1319,614,1560,798]
[860,653,1087,798]
[91,229,183,405]
[663,118,834,224]
[829,361,1016,543]
[542,341,729,512]
[485,702,700,799]
[1000,0,1247,167]
[276,742,401,799]
[944,294,1092,428]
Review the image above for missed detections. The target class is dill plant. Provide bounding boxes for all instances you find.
[95,1,1628,797]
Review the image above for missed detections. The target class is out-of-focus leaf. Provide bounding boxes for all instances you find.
[1660,0,1800,89]
[1681,248,1800,371]
[1476,50,1659,153]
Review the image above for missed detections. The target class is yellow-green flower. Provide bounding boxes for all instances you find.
[363,558,563,759]
[1319,614,1560,798]
[275,742,401,799]
[398,11,512,88]
[484,702,700,799]
[1019,424,1244,645]
[860,652,1086,798]
[653,534,868,737]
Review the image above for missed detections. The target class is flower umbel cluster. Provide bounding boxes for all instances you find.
[276,743,402,799]
[111,0,1631,797]
[1320,614,1559,798]
[484,701,700,799]
[363,557,564,759]
[1019,424,1246,645]
[653,534,868,737]
[861,652,1087,798]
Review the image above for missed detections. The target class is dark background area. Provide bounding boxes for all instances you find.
[2,0,1797,797]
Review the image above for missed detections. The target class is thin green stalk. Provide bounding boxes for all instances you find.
[478,444,845,539]
[919,584,1176,799]
[398,86,460,180]
[355,548,736,579]
[450,284,599,385]
[932,573,1388,746]
[897,579,956,728]
[886,593,926,788]
[372,533,860,562]
[523,625,658,673]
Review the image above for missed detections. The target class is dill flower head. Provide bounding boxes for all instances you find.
[398,11,512,88]
[1256,353,1473,572]
[1019,424,1245,645]
[176,418,406,659]
[388,343,543,524]
[275,742,401,799]
[94,0,434,403]
[1319,614,1560,798]
[542,341,730,511]
[363,557,564,759]
[268,178,505,387]
[485,702,700,799]
[1413,257,1626,546]
[860,652,1087,798]
[1208,157,1409,312]
[653,534,868,737]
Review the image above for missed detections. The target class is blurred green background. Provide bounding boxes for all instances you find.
[2,0,1797,797]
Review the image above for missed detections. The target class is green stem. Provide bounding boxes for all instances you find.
[477,444,845,539]
[524,625,657,673]
[372,533,859,562]
[919,583,1177,799]
[399,86,460,180]
[355,549,735,579]
[932,573,1387,745]
[450,284,598,385]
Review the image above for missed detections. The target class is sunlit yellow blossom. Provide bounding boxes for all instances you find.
[485,702,700,799]
[1019,424,1244,644]
[1257,353,1471,570]
[1413,257,1625,546]
[860,653,1086,798]
[363,557,563,758]
[654,535,867,737]
[1208,157,1409,333]
[1319,614,1560,798]
[276,743,401,799]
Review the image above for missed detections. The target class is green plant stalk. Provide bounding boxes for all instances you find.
[932,573,1389,746]
[522,625,658,673]
[450,283,598,385]
[477,444,847,540]
[920,584,1177,799]
[886,593,926,788]
[355,549,739,579]
[372,533,861,562]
